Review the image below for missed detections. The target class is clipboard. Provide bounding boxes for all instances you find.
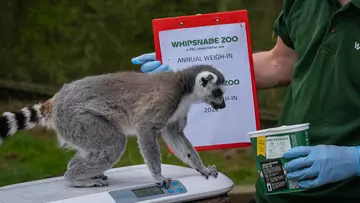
[152,10,260,152]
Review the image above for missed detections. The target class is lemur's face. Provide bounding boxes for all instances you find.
[194,71,226,110]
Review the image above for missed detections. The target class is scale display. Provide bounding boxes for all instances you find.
[131,185,164,198]
[108,180,187,203]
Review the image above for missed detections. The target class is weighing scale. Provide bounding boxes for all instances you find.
[0,164,234,203]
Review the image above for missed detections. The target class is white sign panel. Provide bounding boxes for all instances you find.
[158,22,257,149]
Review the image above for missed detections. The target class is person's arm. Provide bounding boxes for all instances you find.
[252,36,298,90]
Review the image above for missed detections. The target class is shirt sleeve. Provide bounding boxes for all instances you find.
[273,1,295,50]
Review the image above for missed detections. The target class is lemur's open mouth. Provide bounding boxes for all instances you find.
[211,101,226,110]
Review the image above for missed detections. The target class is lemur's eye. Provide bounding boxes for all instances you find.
[211,88,223,97]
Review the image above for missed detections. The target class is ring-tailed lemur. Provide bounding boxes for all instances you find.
[0,64,226,188]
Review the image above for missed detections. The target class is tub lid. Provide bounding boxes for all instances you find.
[248,123,310,138]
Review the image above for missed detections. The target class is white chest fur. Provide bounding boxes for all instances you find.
[121,124,138,136]
[168,94,197,125]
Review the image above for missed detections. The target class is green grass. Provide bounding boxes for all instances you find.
[0,100,259,187]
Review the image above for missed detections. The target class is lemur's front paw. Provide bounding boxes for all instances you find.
[155,176,172,189]
[196,165,219,179]
[207,165,219,177]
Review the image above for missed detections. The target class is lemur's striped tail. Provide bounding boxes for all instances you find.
[0,101,51,144]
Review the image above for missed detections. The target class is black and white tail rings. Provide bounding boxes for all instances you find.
[0,105,42,144]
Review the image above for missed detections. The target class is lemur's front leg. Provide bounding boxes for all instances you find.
[137,126,172,189]
[161,119,218,179]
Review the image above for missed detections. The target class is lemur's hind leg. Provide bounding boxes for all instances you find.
[66,152,108,181]
[59,113,127,188]
[65,148,124,187]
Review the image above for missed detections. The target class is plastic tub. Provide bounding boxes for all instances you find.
[248,123,310,195]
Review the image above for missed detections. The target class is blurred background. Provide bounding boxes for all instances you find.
[0,0,286,192]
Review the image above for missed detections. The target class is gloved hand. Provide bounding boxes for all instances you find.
[283,145,360,189]
[131,52,172,73]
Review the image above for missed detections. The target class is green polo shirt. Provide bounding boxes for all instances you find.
[253,0,360,203]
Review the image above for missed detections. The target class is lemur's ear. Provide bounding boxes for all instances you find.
[201,74,214,87]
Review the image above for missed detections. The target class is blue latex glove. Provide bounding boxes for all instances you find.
[283,145,360,189]
[131,52,172,73]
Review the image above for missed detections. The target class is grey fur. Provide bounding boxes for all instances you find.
[0,64,227,188]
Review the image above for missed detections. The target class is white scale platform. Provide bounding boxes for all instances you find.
[0,164,234,203]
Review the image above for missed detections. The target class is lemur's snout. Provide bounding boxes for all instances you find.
[211,100,226,110]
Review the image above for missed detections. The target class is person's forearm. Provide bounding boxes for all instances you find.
[252,51,293,90]
[252,37,298,90]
